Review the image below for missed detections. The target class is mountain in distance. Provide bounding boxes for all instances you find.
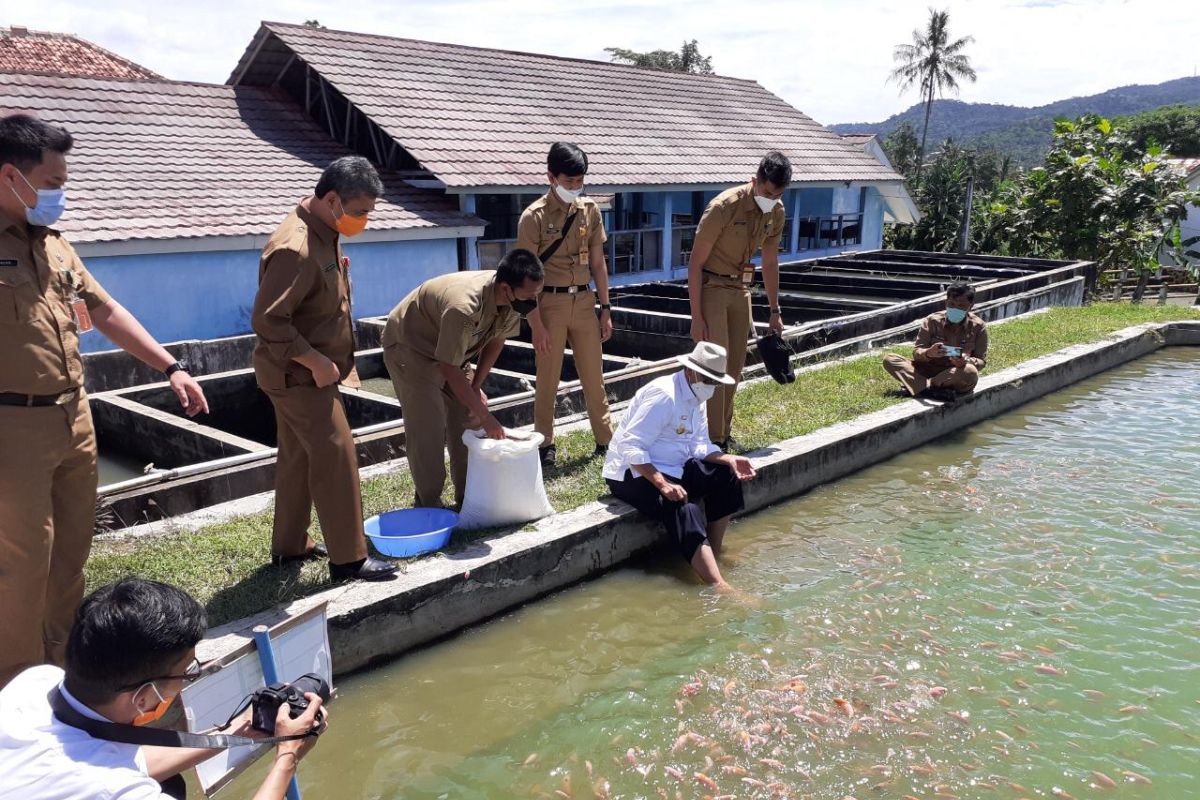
[830,75,1200,165]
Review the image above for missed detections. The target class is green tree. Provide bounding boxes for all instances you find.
[889,9,977,182]
[990,115,1200,301]
[887,139,1011,252]
[1113,104,1200,157]
[882,122,922,181]
[605,40,714,74]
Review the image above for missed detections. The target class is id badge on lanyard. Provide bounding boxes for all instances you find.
[63,270,93,333]
[739,262,757,288]
[578,222,589,268]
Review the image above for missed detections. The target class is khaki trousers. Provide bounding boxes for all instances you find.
[882,354,980,396]
[0,396,96,687]
[533,289,612,446]
[701,285,753,443]
[384,345,470,508]
[263,385,368,565]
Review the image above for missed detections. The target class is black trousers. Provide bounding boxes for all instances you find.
[607,458,744,562]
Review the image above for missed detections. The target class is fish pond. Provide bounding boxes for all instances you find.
[227,349,1200,799]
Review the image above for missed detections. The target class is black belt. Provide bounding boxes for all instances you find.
[542,284,591,294]
[0,388,79,407]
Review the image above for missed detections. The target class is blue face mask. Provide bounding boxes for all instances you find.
[946,307,968,324]
[11,170,66,227]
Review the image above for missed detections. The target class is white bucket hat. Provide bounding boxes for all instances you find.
[677,341,736,385]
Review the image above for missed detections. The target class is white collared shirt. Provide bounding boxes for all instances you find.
[603,370,720,481]
[0,665,166,800]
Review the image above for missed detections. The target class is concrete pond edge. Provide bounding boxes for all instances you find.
[198,320,1200,674]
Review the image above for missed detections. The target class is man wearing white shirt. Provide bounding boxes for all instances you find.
[0,579,325,800]
[603,342,757,591]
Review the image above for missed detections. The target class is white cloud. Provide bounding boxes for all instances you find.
[10,0,1200,124]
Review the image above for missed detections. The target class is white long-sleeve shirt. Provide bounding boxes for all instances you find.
[0,665,168,799]
[602,370,721,481]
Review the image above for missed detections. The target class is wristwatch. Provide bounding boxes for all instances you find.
[164,360,189,377]
[769,307,782,316]
[599,303,612,311]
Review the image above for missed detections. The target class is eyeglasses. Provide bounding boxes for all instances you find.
[694,373,721,386]
[119,658,218,691]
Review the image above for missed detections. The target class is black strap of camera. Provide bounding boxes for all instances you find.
[49,688,316,749]
[538,209,580,263]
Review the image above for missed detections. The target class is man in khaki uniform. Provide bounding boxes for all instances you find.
[688,152,791,449]
[883,282,988,401]
[0,114,209,687]
[383,249,544,507]
[252,156,395,582]
[516,142,613,467]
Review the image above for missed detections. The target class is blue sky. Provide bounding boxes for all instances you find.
[11,0,1200,125]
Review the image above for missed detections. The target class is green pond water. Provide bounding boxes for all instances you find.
[97,450,149,487]
[358,377,399,399]
[227,349,1200,800]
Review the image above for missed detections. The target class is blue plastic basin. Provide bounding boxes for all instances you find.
[364,508,459,558]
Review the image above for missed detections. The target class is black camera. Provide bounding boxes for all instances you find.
[249,673,331,734]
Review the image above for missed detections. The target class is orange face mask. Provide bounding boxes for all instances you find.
[334,198,368,237]
[132,682,174,726]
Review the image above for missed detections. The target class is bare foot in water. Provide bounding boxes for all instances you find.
[712,582,763,607]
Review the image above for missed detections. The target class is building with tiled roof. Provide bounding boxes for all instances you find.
[1,21,920,351]
[1,73,479,247]
[840,133,919,225]
[231,22,916,274]
[0,25,160,80]
[1,63,482,349]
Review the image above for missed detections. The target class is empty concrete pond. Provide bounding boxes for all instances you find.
[221,349,1198,799]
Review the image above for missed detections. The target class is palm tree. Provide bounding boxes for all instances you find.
[889,9,977,183]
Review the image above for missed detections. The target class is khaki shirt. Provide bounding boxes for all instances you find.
[693,184,786,287]
[913,310,989,374]
[0,221,111,395]
[515,193,606,287]
[382,270,519,370]
[251,203,357,391]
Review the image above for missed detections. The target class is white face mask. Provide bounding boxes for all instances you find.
[554,184,582,204]
[690,382,716,402]
[754,194,780,214]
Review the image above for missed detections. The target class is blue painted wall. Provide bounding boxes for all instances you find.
[81,238,458,353]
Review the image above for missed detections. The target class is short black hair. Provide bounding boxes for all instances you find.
[315,156,384,202]
[496,248,544,289]
[547,142,588,178]
[756,151,792,189]
[947,281,975,303]
[64,579,207,703]
[0,113,73,171]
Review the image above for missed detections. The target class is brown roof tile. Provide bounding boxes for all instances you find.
[0,73,481,244]
[232,22,902,189]
[0,26,160,80]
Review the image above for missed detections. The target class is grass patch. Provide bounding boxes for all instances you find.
[86,302,1200,625]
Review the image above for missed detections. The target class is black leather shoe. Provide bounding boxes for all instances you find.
[593,443,608,457]
[920,387,960,403]
[539,443,557,467]
[270,542,328,567]
[329,556,398,582]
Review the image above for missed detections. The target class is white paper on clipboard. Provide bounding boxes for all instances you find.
[180,603,333,797]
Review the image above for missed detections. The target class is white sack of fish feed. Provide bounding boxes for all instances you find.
[457,428,554,529]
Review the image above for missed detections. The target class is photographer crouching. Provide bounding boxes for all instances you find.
[0,579,327,799]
